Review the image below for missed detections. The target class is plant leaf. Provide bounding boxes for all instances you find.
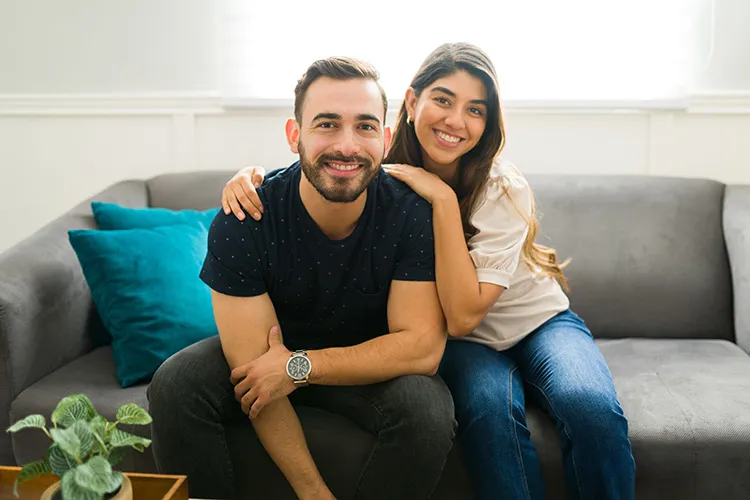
[108,447,127,466]
[50,427,81,460]
[109,428,151,450]
[73,456,114,495]
[13,460,52,497]
[61,470,101,500]
[89,416,108,454]
[106,471,124,494]
[115,404,152,425]
[6,414,46,433]
[70,420,94,457]
[51,394,96,428]
[48,445,77,476]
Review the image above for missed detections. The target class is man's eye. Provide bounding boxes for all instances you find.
[319,122,335,129]
[360,124,376,131]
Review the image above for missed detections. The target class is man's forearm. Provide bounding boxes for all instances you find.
[307,329,446,386]
[252,397,331,499]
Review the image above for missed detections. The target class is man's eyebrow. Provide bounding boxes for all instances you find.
[430,86,488,106]
[356,113,381,124]
[311,113,342,122]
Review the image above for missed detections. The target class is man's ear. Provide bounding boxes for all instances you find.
[383,126,392,158]
[285,118,300,154]
[405,88,418,119]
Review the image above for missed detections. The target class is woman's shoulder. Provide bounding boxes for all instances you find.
[477,157,532,208]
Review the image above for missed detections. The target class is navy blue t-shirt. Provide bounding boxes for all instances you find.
[200,162,435,351]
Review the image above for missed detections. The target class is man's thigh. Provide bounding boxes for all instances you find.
[289,375,455,435]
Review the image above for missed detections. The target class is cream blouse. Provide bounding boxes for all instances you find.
[463,158,570,351]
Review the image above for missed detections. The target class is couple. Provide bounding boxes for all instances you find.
[148,43,635,500]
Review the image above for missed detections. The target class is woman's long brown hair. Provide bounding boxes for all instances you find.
[384,43,569,291]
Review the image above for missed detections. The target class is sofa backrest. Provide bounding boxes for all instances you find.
[147,171,735,342]
[526,174,734,341]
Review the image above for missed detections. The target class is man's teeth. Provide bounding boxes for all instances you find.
[436,131,461,143]
[327,163,360,171]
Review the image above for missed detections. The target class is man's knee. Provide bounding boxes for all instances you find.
[389,375,456,441]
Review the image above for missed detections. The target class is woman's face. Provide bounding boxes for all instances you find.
[406,70,489,170]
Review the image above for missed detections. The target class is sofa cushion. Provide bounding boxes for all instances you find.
[68,223,217,387]
[598,338,750,500]
[9,347,156,473]
[92,201,218,231]
[526,175,733,341]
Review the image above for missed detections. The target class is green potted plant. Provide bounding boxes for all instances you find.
[5,393,152,500]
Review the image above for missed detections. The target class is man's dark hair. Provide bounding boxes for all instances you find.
[293,56,388,123]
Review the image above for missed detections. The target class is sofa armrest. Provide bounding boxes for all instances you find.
[724,185,750,354]
[0,180,147,465]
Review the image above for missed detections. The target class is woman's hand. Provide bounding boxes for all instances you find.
[222,166,266,221]
[382,164,455,204]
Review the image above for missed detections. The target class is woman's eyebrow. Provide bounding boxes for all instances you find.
[430,86,488,106]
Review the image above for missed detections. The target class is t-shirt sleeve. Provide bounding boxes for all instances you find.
[393,198,436,281]
[200,211,266,296]
[468,172,532,289]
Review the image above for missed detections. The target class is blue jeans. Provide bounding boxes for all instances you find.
[438,309,635,500]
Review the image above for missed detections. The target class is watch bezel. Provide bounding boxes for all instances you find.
[286,351,311,381]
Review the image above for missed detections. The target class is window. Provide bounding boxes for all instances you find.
[222,0,703,107]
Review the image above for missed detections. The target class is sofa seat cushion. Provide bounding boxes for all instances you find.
[595,338,750,500]
[9,346,155,472]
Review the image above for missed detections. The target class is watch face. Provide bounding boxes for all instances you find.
[288,355,311,379]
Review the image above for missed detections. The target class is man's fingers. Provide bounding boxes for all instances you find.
[249,393,268,419]
[241,386,259,415]
[267,326,282,346]
[233,375,253,402]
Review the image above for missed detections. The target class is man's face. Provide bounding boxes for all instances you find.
[287,77,391,203]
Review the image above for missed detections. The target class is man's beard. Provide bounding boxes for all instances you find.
[298,142,381,203]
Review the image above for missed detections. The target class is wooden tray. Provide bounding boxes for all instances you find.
[0,466,189,499]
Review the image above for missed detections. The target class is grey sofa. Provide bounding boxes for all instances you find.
[1,170,750,500]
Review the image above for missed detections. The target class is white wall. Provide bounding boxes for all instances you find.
[1,0,749,254]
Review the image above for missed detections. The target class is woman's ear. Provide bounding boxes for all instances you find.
[405,88,418,119]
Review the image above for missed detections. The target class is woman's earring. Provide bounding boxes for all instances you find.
[406,115,412,126]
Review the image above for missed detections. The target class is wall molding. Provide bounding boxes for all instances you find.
[1,91,749,116]
[687,90,750,114]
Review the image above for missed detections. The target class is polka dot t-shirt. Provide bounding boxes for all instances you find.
[200,162,435,351]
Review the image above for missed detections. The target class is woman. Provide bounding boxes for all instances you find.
[221,43,635,500]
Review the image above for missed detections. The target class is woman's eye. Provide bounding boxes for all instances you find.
[434,97,450,105]
[469,107,484,116]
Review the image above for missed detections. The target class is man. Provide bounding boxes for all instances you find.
[147,57,455,500]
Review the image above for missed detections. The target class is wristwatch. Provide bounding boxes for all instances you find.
[286,350,312,387]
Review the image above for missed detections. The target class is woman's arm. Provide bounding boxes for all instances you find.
[431,193,505,336]
[383,164,506,337]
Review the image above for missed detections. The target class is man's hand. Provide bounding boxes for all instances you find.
[230,326,296,419]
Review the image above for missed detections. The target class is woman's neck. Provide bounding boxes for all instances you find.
[423,156,459,188]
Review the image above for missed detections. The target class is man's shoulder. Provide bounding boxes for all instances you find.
[375,170,432,218]
[258,162,300,200]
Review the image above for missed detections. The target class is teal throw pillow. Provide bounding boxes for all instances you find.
[68,224,217,387]
[91,201,218,231]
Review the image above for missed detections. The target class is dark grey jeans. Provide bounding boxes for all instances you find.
[147,336,456,500]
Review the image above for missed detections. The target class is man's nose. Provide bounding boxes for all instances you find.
[334,128,361,157]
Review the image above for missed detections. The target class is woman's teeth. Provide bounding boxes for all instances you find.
[436,131,461,143]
